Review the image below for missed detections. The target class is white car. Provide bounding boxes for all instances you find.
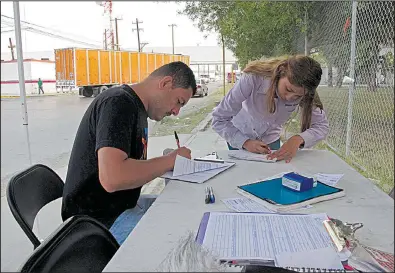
[199,75,210,84]
[195,79,208,97]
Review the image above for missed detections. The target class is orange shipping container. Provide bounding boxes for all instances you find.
[54,48,191,97]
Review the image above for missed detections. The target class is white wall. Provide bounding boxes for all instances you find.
[1,61,56,95]
[1,61,32,81]
[30,62,55,80]
[30,62,56,94]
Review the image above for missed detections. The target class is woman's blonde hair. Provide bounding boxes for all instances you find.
[243,55,323,132]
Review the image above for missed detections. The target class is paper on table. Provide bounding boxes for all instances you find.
[173,155,227,177]
[161,162,235,183]
[222,197,275,213]
[224,197,313,213]
[315,173,344,186]
[274,247,344,270]
[228,150,277,163]
[201,212,333,261]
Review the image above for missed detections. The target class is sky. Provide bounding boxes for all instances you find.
[1,1,219,53]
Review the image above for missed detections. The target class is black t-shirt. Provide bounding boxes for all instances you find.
[61,84,148,228]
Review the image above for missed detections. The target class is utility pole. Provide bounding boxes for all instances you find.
[168,24,177,54]
[132,18,143,52]
[104,29,108,50]
[114,17,122,50]
[8,37,15,60]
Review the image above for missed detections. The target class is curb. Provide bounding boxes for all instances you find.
[191,112,213,134]
[183,112,213,146]
[1,92,77,99]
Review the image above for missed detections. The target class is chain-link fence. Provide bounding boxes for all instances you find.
[284,1,394,193]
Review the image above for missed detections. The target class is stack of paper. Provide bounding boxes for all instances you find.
[274,247,344,270]
[221,197,275,213]
[161,155,235,183]
[196,212,342,267]
[228,150,277,163]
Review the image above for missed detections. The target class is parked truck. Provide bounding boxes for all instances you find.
[54,48,191,97]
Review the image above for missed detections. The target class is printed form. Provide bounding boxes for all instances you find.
[314,173,344,186]
[161,155,235,183]
[173,155,227,176]
[201,212,333,261]
[228,150,277,163]
[222,197,275,213]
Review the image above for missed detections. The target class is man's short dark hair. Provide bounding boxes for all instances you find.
[149,61,197,95]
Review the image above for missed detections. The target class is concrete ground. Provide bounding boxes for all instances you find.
[0,128,227,271]
[0,81,221,197]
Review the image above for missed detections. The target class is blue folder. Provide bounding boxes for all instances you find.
[238,178,344,205]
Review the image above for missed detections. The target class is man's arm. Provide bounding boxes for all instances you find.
[98,147,189,193]
[94,94,191,193]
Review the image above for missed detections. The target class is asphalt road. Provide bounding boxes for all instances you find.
[0,81,222,196]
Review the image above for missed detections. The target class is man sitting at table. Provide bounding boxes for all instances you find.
[61,61,196,244]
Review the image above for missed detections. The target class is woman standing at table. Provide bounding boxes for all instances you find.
[212,55,329,163]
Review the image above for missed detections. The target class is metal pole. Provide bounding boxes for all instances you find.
[168,24,177,55]
[346,0,358,157]
[13,1,32,164]
[222,34,226,96]
[304,6,308,55]
[136,19,141,52]
[171,26,174,55]
[13,1,28,126]
[115,18,119,50]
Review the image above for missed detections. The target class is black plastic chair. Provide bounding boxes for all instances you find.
[18,215,119,273]
[6,164,65,249]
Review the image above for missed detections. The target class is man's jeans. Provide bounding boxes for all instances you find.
[109,149,172,245]
[109,196,156,245]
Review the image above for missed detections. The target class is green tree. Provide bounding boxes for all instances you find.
[180,1,307,68]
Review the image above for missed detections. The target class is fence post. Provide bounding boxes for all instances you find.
[346,0,358,156]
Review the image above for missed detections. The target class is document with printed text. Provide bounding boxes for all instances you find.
[274,247,344,270]
[228,150,277,163]
[173,155,227,176]
[222,197,275,213]
[314,173,344,186]
[161,155,235,183]
[199,212,333,261]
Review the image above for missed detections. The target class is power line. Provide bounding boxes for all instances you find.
[1,14,102,45]
[1,17,101,48]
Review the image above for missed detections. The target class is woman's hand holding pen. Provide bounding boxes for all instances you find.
[242,139,271,154]
[267,135,304,163]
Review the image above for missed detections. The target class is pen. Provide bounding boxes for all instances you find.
[209,186,215,203]
[174,131,180,148]
[205,187,210,204]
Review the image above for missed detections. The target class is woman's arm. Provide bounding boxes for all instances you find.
[267,107,329,162]
[212,73,256,149]
[298,107,329,148]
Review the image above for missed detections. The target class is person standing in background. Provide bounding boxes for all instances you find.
[38,78,44,94]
